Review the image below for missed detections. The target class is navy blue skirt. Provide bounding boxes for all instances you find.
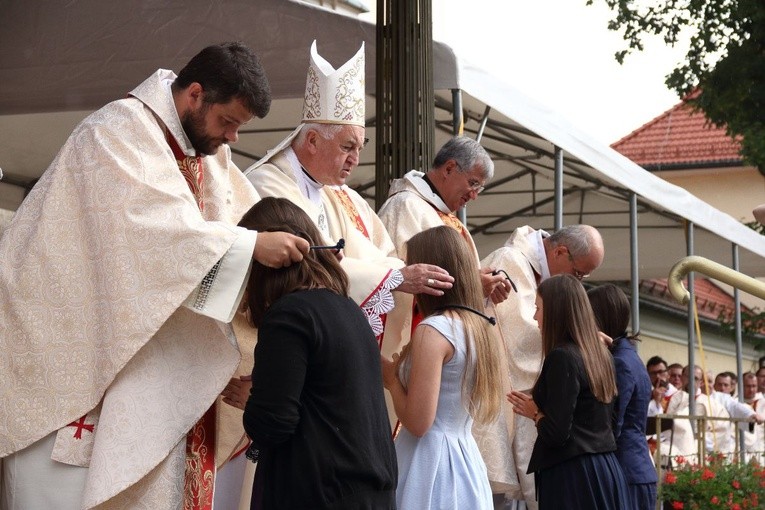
[627,482,657,510]
[535,452,630,510]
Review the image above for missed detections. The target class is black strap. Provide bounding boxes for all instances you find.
[434,304,496,326]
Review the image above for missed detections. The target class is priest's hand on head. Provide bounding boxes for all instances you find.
[253,231,309,268]
[396,264,454,296]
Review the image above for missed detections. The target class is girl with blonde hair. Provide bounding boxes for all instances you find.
[382,226,503,509]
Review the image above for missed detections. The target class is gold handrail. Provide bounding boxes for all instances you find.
[667,255,765,304]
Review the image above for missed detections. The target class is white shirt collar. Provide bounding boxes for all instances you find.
[285,147,323,207]
[404,170,451,214]
[527,228,551,281]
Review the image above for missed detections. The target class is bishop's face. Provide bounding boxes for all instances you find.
[308,125,366,186]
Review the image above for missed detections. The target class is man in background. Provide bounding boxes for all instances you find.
[667,363,684,390]
[377,136,511,304]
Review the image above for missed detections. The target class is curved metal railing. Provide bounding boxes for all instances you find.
[667,255,765,304]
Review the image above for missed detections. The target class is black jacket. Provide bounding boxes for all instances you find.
[243,289,397,509]
[527,343,617,473]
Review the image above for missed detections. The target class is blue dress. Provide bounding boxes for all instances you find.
[395,315,492,510]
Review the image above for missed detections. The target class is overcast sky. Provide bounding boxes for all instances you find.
[367,0,688,146]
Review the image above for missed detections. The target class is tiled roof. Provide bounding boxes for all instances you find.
[640,277,753,322]
[611,94,743,169]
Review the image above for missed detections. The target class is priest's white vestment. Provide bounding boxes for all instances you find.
[0,70,258,509]
[476,226,551,508]
[377,170,479,262]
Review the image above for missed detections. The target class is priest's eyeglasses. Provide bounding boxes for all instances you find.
[468,178,485,194]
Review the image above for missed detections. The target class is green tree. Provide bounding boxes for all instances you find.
[589,0,765,171]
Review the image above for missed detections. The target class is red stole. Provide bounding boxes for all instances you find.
[167,134,205,212]
[166,133,216,510]
[661,394,672,413]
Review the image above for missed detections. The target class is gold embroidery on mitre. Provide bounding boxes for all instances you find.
[304,66,321,120]
[334,57,364,122]
[301,40,365,126]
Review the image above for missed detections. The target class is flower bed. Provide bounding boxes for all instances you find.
[661,454,765,509]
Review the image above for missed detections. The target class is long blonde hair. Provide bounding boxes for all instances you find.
[537,274,617,404]
[403,226,503,424]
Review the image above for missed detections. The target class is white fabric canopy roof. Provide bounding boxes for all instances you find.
[1,0,763,281]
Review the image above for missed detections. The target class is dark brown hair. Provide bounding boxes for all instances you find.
[587,284,640,344]
[173,42,271,118]
[404,226,502,423]
[537,274,617,404]
[238,197,348,327]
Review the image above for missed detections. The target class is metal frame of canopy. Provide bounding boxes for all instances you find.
[1,0,764,378]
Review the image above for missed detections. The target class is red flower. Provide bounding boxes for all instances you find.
[702,468,716,480]
[730,503,741,510]
[676,455,686,465]
[665,472,678,484]
[711,496,720,504]
[732,479,741,489]
[672,502,684,509]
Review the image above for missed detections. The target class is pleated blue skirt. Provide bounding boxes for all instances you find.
[535,452,631,510]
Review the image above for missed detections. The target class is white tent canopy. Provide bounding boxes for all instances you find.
[1,0,763,281]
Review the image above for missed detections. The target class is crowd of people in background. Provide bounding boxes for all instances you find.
[645,355,765,468]
[2,38,765,510]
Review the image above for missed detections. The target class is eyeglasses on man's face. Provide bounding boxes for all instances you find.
[467,178,485,194]
[453,161,485,194]
[648,368,668,377]
[566,251,590,280]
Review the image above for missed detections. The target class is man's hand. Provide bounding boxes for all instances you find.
[652,383,668,403]
[480,268,511,304]
[252,231,309,268]
[396,264,454,296]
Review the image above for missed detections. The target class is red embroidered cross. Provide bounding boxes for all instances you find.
[67,415,95,439]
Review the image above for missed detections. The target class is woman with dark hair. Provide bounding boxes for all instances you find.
[587,284,657,510]
[239,197,397,510]
[382,226,503,509]
[507,274,629,509]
